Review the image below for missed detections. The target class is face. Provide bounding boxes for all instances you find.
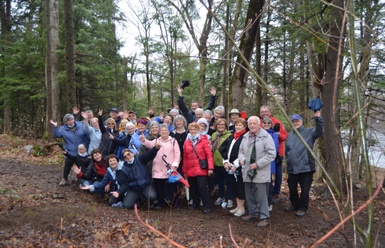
[110,111,118,119]
[189,126,198,136]
[291,119,303,129]
[123,151,134,162]
[175,119,184,128]
[262,120,272,130]
[128,113,136,121]
[199,123,207,132]
[109,158,118,169]
[160,127,169,138]
[87,112,94,120]
[164,116,172,124]
[235,123,246,133]
[150,125,159,136]
[107,121,115,129]
[137,123,146,133]
[214,110,222,120]
[127,125,136,135]
[170,112,178,118]
[260,107,271,118]
[66,118,75,127]
[203,113,211,123]
[216,121,226,132]
[248,117,260,134]
[119,112,124,118]
[191,102,199,111]
[78,147,86,154]
[92,152,102,162]
[195,111,203,119]
[91,119,99,129]
[230,113,239,122]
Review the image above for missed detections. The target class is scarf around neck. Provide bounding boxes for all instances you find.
[234,129,246,140]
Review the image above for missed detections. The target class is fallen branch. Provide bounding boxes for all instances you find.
[311,180,384,247]
[228,223,239,248]
[134,204,186,248]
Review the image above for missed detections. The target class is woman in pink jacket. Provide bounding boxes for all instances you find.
[182,122,214,214]
[141,124,180,209]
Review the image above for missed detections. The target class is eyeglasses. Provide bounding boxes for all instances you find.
[123,154,131,158]
[263,122,272,125]
[217,123,226,126]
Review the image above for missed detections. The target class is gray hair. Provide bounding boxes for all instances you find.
[126,122,135,128]
[173,115,187,129]
[148,120,160,128]
[214,106,225,116]
[169,109,179,115]
[159,123,169,131]
[63,114,75,124]
[195,108,203,114]
[78,144,86,150]
[203,109,212,116]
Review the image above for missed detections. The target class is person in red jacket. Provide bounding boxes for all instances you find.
[259,106,288,203]
[182,122,214,214]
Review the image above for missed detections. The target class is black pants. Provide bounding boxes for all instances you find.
[63,157,75,180]
[188,176,210,210]
[287,172,314,211]
[153,178,177,207]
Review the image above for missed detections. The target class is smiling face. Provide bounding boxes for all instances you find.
[137,123,146,133]
[189,126,198,136]
[247,116,260,135]
[291,119,303,129]
[175,119,184,129]
[235,122,246,133]
[164,116,172,125]
[66,118,75,127]
[262,120,272,130]
[122,150,134,163]
[260,107,271,119]
[150,125,159,136]
[216,120,226,132]
[109,157,118,169]
[160,126,169,139]
[92,152,102,162]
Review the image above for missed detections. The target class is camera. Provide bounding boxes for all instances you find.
[247,169,256,179]
[180,80,190,89]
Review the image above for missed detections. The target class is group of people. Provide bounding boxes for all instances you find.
[50,85,324,228]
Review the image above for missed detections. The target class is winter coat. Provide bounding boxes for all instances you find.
[128,129,149,155]
[219,131,246,166]
[285,116,324,174]
[266,129,279,174]
[170,130,188,174]
[116,147,159,195]
[260,115,288,157]
[64,152,91,175]
[238,129,276,183]
[84,124,102,154]
[98,115,119,160]
[177,95,216,124]
[53,121,87,156]
[92,164,123,192]
[142,136,180,179]
[78,159,107,182]
[182,135,214,177]
[112,133,132,158]
[211,130,232,166]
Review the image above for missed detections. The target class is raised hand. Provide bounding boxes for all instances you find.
[109,133,115,140]
[139,133,145,143]
[50,119,58,127]
[210,86,217,96]
[81,111,88,120]
[177,85,183,96]
[98,109,103,116]
[72,165,81,175]
[72,107,79,115]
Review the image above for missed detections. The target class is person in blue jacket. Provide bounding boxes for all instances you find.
[109,145,160,209]
[285,111,324,217]
[50,113,87,186]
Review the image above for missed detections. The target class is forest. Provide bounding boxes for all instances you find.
[1,0,385,247]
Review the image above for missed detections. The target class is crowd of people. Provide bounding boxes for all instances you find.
[50,85,324,228]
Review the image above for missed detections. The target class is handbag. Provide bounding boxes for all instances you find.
[192,144,208,169]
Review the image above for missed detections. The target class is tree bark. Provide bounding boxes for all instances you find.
[45,0,60,140]
[2,0,12,133]
[64,0,76,111]
[231,0,264,110]
[321,0,347,193]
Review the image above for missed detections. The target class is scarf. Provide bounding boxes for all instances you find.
[187,133,200,145]
[234,129,246,140]
[124,158,135,165]
[78,152,88,157]
[212,132,225,150]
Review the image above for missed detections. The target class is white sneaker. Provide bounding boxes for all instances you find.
[227,200,233,208]
[214,197,225,205]
[229,208,238,214]
[269,205,273,211]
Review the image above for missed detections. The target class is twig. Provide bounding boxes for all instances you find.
[228,223,239,248]
[311,180,383,247]
[134,204,186,248]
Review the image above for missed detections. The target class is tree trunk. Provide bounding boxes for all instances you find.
[231,0,264,110]
[321,0,347,193]
[64,0,76,111]
[2,0,12,133]
[45,0,60,140]
[122,57,128,111]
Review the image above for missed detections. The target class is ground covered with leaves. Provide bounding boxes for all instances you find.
[0,134,384,247]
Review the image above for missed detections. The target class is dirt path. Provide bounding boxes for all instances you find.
[2,158,384,247]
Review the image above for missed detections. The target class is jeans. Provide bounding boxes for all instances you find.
[109,185,157,209]
[272,159,283,195]
[214,166,233,200]
[287,172,314,211]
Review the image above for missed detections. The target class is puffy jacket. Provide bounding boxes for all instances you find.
[182,135,214,177]
[142,136,180,179]
[238,129,276,183]
[116,147,159,194]
[285,117,324,174]
[53,121,87,156]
